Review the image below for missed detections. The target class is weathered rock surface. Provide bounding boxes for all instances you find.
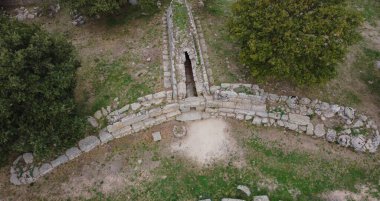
[253,195,270,201]
[39,163,53,176]
[99,131,114,144]
[152,131,162,142]
[78,136,100,152]
[22,153,33,164]
[176,111,202,121]
[51,155,69,168]
[237,185,251,196]
[87,116,98,128]
[351,135,366,152]
[314,124,325,137]
[288,113,310,125]
[326,129,337,142]
[65,147,82,160]
[338,135,351,147]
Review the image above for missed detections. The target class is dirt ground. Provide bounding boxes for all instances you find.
[1,118,379,200]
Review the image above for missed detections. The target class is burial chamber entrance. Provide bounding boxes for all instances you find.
[184,52,197,97]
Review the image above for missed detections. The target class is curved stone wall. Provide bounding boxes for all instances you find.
[10,84,379,185]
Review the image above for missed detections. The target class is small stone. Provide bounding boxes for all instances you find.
[152,131,161,142]
[22,153,34,164]
[352,120,364,128]
[344,107,355,119]
[94,110,103,119]
[147,57,151,62]
[365,139,377,153]
[10,173,21,185]
[253,195,270,201]
[101,107,108,116]
[306,123,314,135]
[376,60,380,70]
[78,136,100,152]
[87,116,98,128]
[314,124,325,137]
[27,14,35,19]
[300,97,311,105]
[252,116,262,125]
[338,135,351,147]
[221,199,244,201]
[237,185,251,196]
[326,129,337,142]
[173,125,187,138]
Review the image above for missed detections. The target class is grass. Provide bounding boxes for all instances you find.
[354,48,380,99]
[197,0,242,84]
[349,0,380,24]
[172,1,189,31]
[86,125,380,201]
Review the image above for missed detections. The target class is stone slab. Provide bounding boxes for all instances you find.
[289,113,310,125]
[39,163,53,176]
[176,111,202,121]
[51,155,69,168]
[99,131,114,144]
[78,136,100,153]
[65,147,82,160]
[253,195,270,201]
[152,132,161,142]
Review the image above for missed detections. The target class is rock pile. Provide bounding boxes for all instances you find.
[71,13,86,26]
[14,6,42,21]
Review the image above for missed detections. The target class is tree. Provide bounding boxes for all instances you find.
[0,16,84,164]
[229,0,362,85]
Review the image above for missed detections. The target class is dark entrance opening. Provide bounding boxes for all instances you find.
[184,52,197,97]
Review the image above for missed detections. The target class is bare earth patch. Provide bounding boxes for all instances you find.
[322,185,378,201]
[171,119,241,166]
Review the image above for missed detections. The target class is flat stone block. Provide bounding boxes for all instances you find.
[65,147,82,160]
[253,195,270,201]
[39,163,53,176]
[78,136,100,153]
[51,155,69,168]
[99,131,114,144]
[176,111,202,122]
[152,132,161,142]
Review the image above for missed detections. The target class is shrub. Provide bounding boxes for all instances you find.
[0,16,85,164]
[139,0,159,14]
[67,0,128,16]
[229,0,362,85]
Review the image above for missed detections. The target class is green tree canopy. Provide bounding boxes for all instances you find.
[0,16,84,163]
[229,0,362,85]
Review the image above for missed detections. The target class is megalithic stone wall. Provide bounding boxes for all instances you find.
[10,84,379,185]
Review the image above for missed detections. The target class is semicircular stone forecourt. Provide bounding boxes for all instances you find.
[10,0,380,185]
